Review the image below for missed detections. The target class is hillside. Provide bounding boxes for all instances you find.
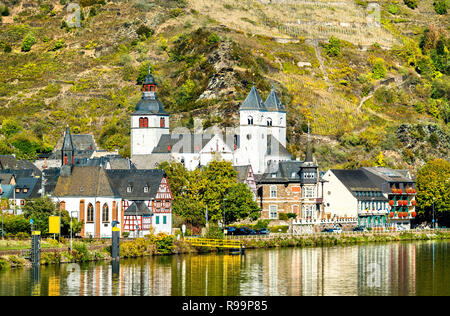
[0,0,448,175]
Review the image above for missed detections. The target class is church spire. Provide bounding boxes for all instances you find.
[62,125,74,166]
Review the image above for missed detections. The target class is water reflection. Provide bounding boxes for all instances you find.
[0,241,448,296]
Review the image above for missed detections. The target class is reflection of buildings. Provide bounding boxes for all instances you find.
[357,243,417,295]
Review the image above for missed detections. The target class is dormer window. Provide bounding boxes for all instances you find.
[144,185,149,193]
[127,185,132,193]
[15,188,20,193]
[23,188,28,193]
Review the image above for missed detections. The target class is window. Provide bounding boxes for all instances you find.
[163,216,167,225]
[87,203,94,222]
[143,117,149,128]
[23,188,28,193]
[302,172,315,179]
[302,204,315,219]
[127,185,132,193]
[139,117,144,128]
[302,186,316,198]
[160,117,165,128]
[269,205,277,219]
[248,116,253,125]
[270,186,277,198]
[267,118,272,126]
[144,186,149,193]
[102,203,109,222]
[156,216,160,225]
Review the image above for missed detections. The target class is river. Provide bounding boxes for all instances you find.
[0,240,448,296]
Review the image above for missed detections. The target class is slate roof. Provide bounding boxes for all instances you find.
[124,201,153,216]
[14,177,41,199]
[265,89,286,112]
[234,165,251,183]
[152,134,214,154]
[259,160,303,183]
[105,169,165,200]
[0,184,15,199]
[134,92,168,115]
[361,167,414,183]
[62,126,74,151]
[240,86,267,111]
[0,173,14,185]
[53,166,118,197]
[331,169,387,201]
[266,135,292,158]
[54,134,97,152]
[0,155,41,176]
[42,167,60,195]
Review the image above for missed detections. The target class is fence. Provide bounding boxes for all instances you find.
[224,228,450,240]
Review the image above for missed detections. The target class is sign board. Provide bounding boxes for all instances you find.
[49,216,60,234]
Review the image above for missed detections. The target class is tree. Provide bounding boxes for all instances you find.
[21,33,36,52]
[415,159,450,227]
[325,36,341,57]
[223,183,260,224]
[22,197,58,235]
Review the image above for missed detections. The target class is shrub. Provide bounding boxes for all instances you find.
[136,25,154,39]
[21,33,36,52]
[433,0,448,14]
[404,0,418,9]
[325,36,341,57]
[278,213,289,220]
[372,59,386,79]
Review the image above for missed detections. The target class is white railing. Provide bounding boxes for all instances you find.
[225,228,450,240]
[292,218,358,225]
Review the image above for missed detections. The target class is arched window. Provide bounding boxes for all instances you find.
[248,116,253,125]
[267,118,272,126]
[102,203,109,222]
[143,117,149,128]
[64,154,68,165]
[160,117,165,128]
[139,117,144,128]
[87,203,94,223]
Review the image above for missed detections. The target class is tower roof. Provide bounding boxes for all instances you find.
[62,125,74,151]
[134,93,168,115]
[265,88,285,112]
[134,66,168,115]
[240,86,267,111]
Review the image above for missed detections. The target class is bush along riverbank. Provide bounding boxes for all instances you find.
[1,231,450,270]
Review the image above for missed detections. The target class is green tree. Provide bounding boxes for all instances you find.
[22,197,58,235]
[415,159,450,227]
[223,183,260,224]
[325,36,341,57]
[1,119,22,137]
[21,33,36,52]
[433,0,448,14]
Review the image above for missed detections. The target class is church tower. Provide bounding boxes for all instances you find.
[236,86,268,174]
[62,125,74,166]
[264,86,287,148]
[131,66,170,156]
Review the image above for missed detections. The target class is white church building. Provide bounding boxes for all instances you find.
[131,68,292,174]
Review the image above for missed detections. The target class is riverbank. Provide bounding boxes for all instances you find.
[0,230,449,270]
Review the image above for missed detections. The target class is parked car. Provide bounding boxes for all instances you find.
[225,227,237,235]
[322,228,334,233]
[353,226,365,232]
[333,227,342,233]
[247,228,257,235]
[258,228,270,235]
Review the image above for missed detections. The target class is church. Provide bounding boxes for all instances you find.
[130,68,292,175]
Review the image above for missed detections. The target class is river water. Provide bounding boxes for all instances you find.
[0,240,448,296]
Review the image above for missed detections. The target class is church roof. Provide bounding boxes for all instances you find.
[152,134,214,154]
[240,86,267,111]
[134,92,168,115]
[62,126,74,151]
[265,89,285,112]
